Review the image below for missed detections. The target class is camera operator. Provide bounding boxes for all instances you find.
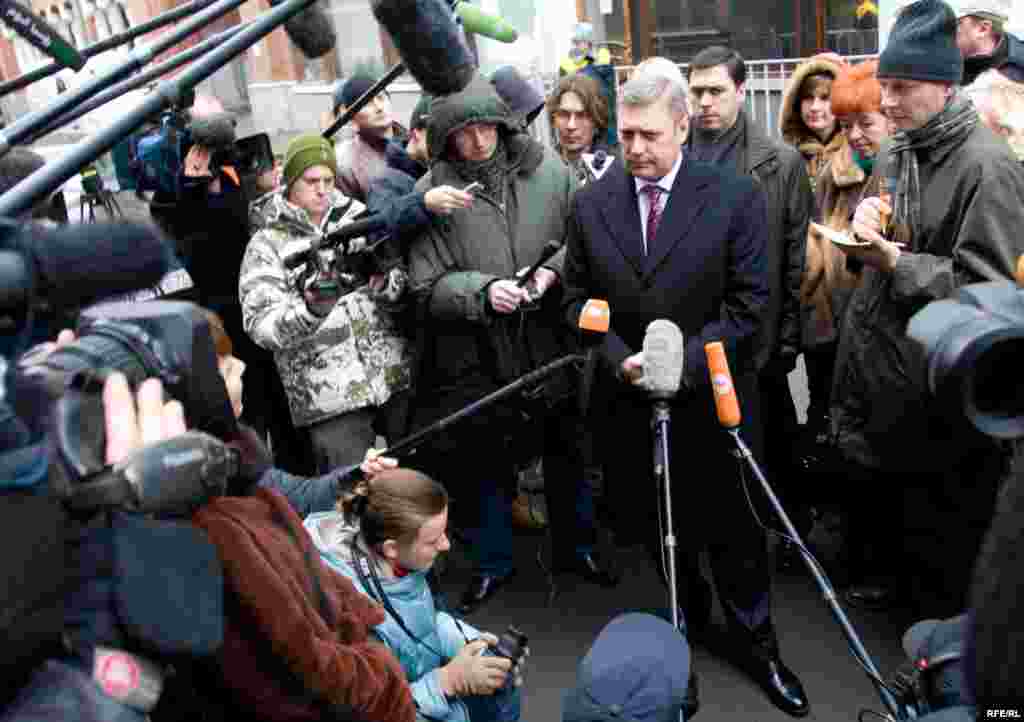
[839,0,1024,614]
[305,468,526,722]
[240,133,412,473]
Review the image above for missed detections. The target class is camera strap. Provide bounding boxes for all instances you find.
[349,537,453,663]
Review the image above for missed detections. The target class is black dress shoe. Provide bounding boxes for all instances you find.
[683,667,700,718]
[740,624,810,718]
[556,551,621,588]
[457,570,516,616]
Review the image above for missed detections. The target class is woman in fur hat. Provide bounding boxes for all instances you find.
[780,53,848,190]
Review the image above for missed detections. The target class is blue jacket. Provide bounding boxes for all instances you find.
[304,512,481,721]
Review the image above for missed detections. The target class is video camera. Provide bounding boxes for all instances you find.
[908,278,1024,440]
[132,95,274,197]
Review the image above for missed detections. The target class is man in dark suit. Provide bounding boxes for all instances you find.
[562,63,810,718]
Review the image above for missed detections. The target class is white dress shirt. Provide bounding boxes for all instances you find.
[634,151,684,255]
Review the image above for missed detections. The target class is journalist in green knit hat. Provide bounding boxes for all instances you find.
[282,133,338,191]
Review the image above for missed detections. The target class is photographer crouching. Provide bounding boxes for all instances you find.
[305,469,527,722]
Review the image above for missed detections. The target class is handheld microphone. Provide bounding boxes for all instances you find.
[577,299,610,415]
[268,0,337,58]
[516,240,561,288]
[0,0,86,71]
[704,341,741,429]
[371,0,476,96]
[453,0,518,43]
[642,319,685,401]
[281,214,389,269]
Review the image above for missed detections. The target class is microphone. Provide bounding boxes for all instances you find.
[0,0,86,71]
[371,0,476,96]
[281,214,389,269]
[577,298,610,415]
[268,0,336,58]
[516,240,561,288]
[704,341,741,429]
[453,0,518,43]
[12,221,173,310]
[642,319,685,401]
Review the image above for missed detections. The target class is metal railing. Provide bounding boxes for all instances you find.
[611,54,878,138]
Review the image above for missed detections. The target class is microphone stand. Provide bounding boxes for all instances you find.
[652,398,681,633]
[0,0,220,97]
[724,427,912,721]
[0,0,320,219]
[0,0,248,158]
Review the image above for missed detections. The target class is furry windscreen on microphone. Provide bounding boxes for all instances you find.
[268,0,337,59]
[188,112,237,150]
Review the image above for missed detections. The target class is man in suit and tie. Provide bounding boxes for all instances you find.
[563,64,810,717]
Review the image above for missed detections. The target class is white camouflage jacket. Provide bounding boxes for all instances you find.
[238,189,411,427]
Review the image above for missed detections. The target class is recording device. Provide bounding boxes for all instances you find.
[643,319,685,400]
[282,213,390,278]
[370,0,476,96]
[702,340,911,720]
[481,625,528,690]
[268,0,336,58]
[577,298,610,415]
[516,240,561,289]
[907,279,1024,440]
[453,0,518,42]
[0,0,86,71]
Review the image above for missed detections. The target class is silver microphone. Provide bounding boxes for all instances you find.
[642,319,685,401]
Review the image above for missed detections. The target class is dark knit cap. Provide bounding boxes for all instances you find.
[334,70,379,112]
[878,0,963,85]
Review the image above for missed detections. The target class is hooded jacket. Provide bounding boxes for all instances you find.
[408,75,578,414]
[801,137,876,349]
[304,513,484,722]
[831,118,1024,471]
[365,139,432,263]
[239,189,412,427]
[780,56,847,191]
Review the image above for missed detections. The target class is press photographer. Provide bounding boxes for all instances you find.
[305,468,527,722]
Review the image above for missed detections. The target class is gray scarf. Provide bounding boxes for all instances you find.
[451,137,509,206]
[887,93,979,249]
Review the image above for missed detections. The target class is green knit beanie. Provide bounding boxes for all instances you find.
[283,133,337,190]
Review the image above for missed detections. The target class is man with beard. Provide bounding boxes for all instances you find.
[407,75,615,616]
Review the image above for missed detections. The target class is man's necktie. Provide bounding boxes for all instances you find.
[642,184,665,254]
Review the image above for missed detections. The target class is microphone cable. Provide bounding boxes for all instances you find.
[731,455,906,705]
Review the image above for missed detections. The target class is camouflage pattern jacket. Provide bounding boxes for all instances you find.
[239,189,412,428]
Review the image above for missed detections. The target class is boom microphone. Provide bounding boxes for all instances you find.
[371,0,476,96]
[0,0,86,71]
[643,319,685,400]
[282,214,389,269]
[705,341,741,429]
[3,221,173,311]
[453,0,518,43]
[268,0,336,58]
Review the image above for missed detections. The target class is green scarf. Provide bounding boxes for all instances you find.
[853,150,875,176]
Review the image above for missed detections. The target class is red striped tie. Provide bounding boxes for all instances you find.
[642,184,665,253]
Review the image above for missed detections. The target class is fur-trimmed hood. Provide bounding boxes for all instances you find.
[780,56,846,143]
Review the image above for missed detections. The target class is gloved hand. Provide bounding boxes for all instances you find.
[438,638,511,697]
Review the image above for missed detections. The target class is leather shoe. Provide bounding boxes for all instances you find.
[739,623,809,717]
[844,585,891,610]
[555,551,620,588]
[457,570,515,616]
[683,667,700,718]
